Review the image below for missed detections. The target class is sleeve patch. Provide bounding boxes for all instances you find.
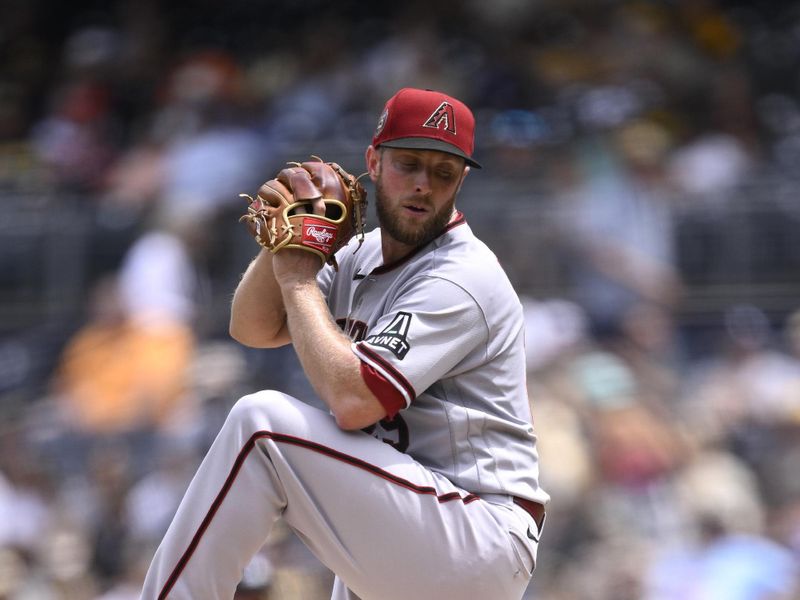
[363,311,412,359]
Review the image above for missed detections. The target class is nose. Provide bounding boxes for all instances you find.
[413,170,431,195]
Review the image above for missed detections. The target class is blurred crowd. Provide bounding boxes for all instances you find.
[2,0,800,598]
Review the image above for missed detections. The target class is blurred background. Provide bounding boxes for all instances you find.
[1,0,800,598]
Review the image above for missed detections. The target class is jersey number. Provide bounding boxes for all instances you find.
[362,414,409,453]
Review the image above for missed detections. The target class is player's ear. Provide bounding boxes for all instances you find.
[365,145,380,182]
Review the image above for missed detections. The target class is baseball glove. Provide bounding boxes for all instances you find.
[239,157,367,269]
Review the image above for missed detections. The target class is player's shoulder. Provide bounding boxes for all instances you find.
[426,220,517,300]
[432,221,505,274]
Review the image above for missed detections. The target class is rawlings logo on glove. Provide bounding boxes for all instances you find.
[239,156,367,269]
[302,219,337,255]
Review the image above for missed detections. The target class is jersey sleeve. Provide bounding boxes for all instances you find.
[352,275,488,412]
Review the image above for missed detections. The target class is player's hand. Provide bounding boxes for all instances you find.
[271,245,323,288]
[238,157,367,271]
[270,184,328,287]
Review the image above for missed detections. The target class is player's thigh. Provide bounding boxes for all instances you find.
[225,393,527,598]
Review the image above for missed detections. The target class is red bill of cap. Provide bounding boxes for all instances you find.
[372,88,481,168]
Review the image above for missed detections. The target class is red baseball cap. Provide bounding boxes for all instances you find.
[372,88,481,168]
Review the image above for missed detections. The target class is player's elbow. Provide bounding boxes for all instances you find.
[229,320,289,348]
[329,394,386,431]
[334,411,373,431]
[228,322,266,347]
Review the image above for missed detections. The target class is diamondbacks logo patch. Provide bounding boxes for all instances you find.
[365,312,412,359]
[375,108,389,136]
[423,102,456,134]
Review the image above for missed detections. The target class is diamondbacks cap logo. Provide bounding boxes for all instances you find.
[423,102,456,134]
[365,312,412,359]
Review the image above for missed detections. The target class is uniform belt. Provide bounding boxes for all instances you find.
[513,497,546,530]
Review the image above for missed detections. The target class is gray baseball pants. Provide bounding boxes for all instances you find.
[140,391,539,600]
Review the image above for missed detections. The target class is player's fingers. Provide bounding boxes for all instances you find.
[257,179,293,207]
[277,167,325,215]
[277,167,320,201]
[301,161,346,203]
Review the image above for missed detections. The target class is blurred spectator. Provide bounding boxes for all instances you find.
[604,300,683,413]
[0,426,51,555]
[360,16,467,110]
[50,273,194,438]
[86,444,137,591]
[680,304,800,443]
[644,449,800,599]
[101,139,166,211]
[29,78,120,192]
[568,350,686,505]
[175,340,251,448]
[521,297,589,373]
[529,328,687,554]
[645,525,799,600]
[667,131,755,201]
[674,449,766,536]
[32,231,199,483]
[150,50,267,220]
[555,120,684,334]
[0,546,27,599]
[123,436,197,548]
[98,48,268,222]
[0,470,49,555]
[117,206,202,328]
[20,523,98,599]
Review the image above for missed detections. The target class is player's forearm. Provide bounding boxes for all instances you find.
[229,249,291,348]
[280,278,386,430]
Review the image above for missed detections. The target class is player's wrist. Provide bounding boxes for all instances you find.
[273,250,321,283]
[276,265,319,295]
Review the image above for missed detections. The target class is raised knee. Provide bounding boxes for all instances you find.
[227,390,309,434]
[229,390,289,421]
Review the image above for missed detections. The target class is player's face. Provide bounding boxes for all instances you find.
[368,147,468,248]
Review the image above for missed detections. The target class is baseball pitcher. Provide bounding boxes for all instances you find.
[140,87,549,600]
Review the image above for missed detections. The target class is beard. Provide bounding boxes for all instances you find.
[374,179,457,248]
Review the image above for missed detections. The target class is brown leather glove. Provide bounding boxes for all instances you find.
[240,157,367,269]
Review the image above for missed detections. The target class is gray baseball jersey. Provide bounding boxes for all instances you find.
[318,212,548,505]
